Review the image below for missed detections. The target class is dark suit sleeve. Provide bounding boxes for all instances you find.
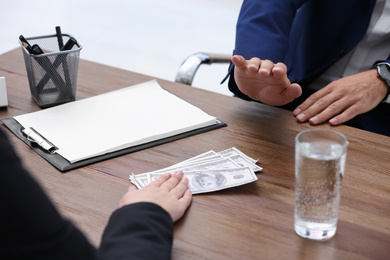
[0,128,174,260]
[0,128,99,260]
[234,0,307,62]
[372,54,390,66]
[226,0,307,98]
[100,203,173,260]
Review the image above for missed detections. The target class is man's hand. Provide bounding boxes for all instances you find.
[120,171,192,222]
[293,69,388,125]
[232,55,302,106]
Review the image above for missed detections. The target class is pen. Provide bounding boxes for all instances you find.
[19,35,34,54]
[56,26,64,50]
[60,34,73,96]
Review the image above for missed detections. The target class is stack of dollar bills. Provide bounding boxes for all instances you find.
[129,147,262,194]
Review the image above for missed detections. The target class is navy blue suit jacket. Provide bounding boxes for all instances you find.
[227,0,390,136]
[229,0,390,98]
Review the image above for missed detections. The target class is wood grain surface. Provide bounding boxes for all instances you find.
[1,49,389,260]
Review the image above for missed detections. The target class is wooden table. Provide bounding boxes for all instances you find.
[1,49,389,260]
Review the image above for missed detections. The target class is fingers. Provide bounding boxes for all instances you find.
[232,55,283,77]
[294,90,327,117]
[247,58,273,75]
[293,88,334,123]
[146,170,190,197]
[307,100,349,125]
[295,98,342,125]
[329,107,357,126]
[171,174,191,199]
[293,89,357,125]
[160,170,185,191]
[157,171,191,200]
[150,172,172,187]
[273,63,288,79]
[231,55,247,68]
[233,56,262,73]
[251,59,271,76]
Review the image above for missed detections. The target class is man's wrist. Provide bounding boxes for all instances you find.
[372,62,390,103]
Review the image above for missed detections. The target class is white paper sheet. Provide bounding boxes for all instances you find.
[14,80,218,163]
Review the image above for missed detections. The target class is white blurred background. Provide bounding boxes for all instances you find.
[0,0,243,96]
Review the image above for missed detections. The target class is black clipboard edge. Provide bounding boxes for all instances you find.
[2,117,227,172]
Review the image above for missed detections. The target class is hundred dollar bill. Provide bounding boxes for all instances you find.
[129,147,262,191]
[175,150,220,165]
[146,157,240,177]
[176,154,224,167]
[149,167,258,194]
[130,173,149,188]
[227,154,263,172]
[218,147,258,164]
[133,152,217,179]
[134,158,240,187]
[130,173,143,189]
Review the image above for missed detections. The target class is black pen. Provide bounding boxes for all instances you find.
[59,36,76,96]
[56,26,64,50]
[19,35,34,54]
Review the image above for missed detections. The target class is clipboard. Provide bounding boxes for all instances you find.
[2,117,226,172]
[2,81,227,172]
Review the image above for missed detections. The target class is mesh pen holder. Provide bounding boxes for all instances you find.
[20,34,82,108]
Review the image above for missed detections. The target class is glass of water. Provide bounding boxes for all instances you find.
[294,129,348,240]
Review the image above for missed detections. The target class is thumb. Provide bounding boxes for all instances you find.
[283,83,302,103]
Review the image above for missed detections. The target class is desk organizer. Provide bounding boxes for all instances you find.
[20,34,82,108]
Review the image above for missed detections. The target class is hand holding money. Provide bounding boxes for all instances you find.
[130,147,262,194]
[123,171,192,222]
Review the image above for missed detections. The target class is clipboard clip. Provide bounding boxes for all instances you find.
[22,127,58,154]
